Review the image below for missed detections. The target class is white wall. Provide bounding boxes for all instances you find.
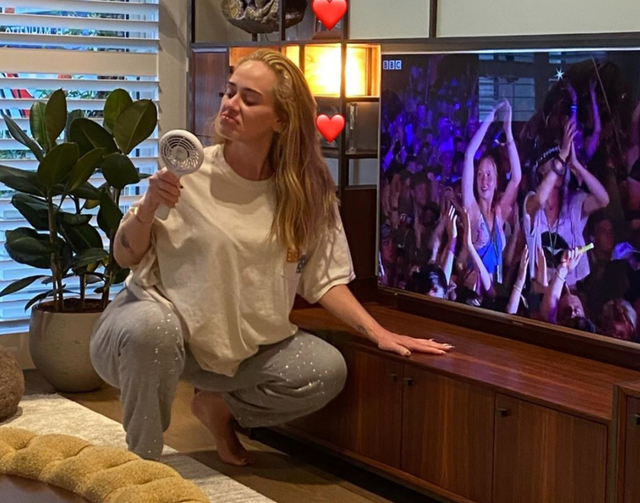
[158,0,189,134]
[438,0,640,38]
[349,0,640,40]
[349,0,431,40]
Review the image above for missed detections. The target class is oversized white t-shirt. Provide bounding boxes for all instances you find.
[124,143,356,377]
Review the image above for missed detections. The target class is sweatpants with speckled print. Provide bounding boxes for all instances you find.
[89,288,348,460]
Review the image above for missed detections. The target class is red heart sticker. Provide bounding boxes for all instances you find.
[312,0,348,31]
[316,114,345,142]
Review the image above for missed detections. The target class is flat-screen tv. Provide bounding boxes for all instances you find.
[378,49,640,344]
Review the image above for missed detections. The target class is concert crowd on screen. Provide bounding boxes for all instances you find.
[379,54,640,343]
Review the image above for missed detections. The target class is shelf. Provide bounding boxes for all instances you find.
[322,148,378,160]
[346,150,378,159]
[316,96,380,104]
[191,39,353,50]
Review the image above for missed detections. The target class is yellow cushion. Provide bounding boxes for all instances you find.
[0,427,209,503]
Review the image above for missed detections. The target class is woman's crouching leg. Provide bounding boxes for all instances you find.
[90,290,185,459]
[222,331,347,428]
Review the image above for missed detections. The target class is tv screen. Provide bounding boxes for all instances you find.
[379,49,640,344]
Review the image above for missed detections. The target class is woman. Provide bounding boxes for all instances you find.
[525,119,610,287]
[462,100,522,283]
[90,50,452,467]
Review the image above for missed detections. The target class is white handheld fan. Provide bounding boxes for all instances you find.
[156,129,205,220]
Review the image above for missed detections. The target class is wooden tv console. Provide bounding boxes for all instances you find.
[274,303,640,503]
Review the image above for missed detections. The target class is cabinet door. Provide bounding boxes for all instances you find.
[287,344,404,469]
[401,368,495,503]
[494,394,607,503]
[190,50,226,142]
[623,397,640,503]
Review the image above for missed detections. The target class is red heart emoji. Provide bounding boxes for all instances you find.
[316,114,345,142]
[312,0,348,31]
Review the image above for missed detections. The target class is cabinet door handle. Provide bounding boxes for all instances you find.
[634,414,640,426]
[390,373,398,382]
[497,408,510,417]
[403,377,414,386]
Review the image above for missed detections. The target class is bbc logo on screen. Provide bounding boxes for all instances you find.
[383,59,403,70]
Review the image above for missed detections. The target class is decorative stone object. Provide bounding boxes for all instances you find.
[222,0,308,34]
[0,348,24,422]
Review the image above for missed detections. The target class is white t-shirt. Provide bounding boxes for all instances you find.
[524,190,589,286]
[125,143,356,376]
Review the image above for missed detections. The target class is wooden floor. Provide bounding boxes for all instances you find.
[23,370,433,503]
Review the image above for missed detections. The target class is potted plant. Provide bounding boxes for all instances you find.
[0,88,157,392]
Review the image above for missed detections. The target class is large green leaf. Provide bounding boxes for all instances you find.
[83,199,100,210]
[60,222,103,252]
[37,143,79,189]
[5,228,58,269]
[72,247,109,269]
[59,241,74,275]
[57,212,91,226]
[114,100,157,154]
[44,89,67,150]
[111,266,130,285]
[11,194,51,231]
[0,275,48,298]
[29,102,47,150]
[101,152,139,189]
[104,89,133,133]
[0,112,44,161]
[70,182,102,200]
[25,292,51,311]
[69,118,118,157]
[98,190,123,231]
[42,273,73,285]
[24,288,71,310]
[85,273,105,285]
[0,165,46,196]
[65,147,105,194]
[64,109,84,143]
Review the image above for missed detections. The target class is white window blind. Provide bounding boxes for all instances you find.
[0,0,159,334]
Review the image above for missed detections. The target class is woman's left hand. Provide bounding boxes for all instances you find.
[373,327,454,357]
[569,142,586,183]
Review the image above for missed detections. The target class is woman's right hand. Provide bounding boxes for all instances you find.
[486,101,506,123]
[445,204,458,242]
[140,168,183,213]
[560,118,577,162]
[559,247,585,274]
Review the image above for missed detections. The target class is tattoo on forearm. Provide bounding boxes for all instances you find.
[120,231,133,252]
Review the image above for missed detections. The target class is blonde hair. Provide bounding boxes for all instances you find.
[210,49,339,254]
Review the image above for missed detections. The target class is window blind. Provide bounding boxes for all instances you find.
[0,0,159,334]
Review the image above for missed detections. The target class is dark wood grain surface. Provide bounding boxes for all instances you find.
[290,304,640,423]
[0,475,89,503]
[190,48,226,144]
[617,380,640,398]
[622,396,640,503]
[288,344,404,469]
[400,369,495,503]
[340,187,377,281]
[493,394,607,503]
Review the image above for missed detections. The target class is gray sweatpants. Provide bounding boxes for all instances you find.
[89,288,348,460]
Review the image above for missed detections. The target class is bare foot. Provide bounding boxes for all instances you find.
[191,390,254,466]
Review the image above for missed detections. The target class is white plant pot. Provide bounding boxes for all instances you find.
[29,304,104,393]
